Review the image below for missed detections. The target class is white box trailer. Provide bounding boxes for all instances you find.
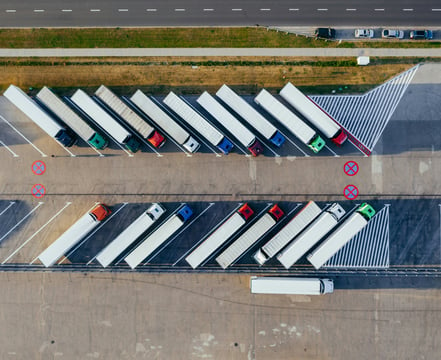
[130,90,200,153]
[197,91,263,156]
[36,86,108,150]
[38,204,111,267]
[186,204,254,269]
[96,203,165,268]
[250,277,334,295]
[307,203,376,269]
[70,89,140,152]
[124,205,193,269]
[215,205,284,269]
[4,84,76,147]
[163,92,233,154]
[253,201,322,265]
[277,204,346,269]
[95,85,165,148]
[254,89,326,153]
[216,84,285,147]
[279,82,347,145]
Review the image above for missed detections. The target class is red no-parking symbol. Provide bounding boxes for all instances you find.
[344,161,359,176]
[31,184,46,198]
[31,160,46,175]
[343,185,359,200]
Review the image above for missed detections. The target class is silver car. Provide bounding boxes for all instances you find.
[382,29,404,39]
[355,29,374,38]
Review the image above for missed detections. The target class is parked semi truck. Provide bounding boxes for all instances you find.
[216,84,285,147]
[36,86,108,150]
[186,204,254,269]
[254,89,326,153]
[70,89,140,152]
[279,82,347,145]
[307,203,376,269]
[250,277,334,295]
[163,92,233,154]
[197,91,263,156]
[4,84,76,147]
[253,201,322,265]
[124,205,193,269]
[95,85,165,148]
[277,204,345,269]
[130,90,200,153]
[216,205,284,269]
[38,204,111,267]
[96,203,165,268]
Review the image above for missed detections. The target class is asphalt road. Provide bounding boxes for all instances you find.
[0,0,440,27]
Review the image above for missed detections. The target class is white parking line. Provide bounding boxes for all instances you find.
[0,140,19,157]
[232,9,242,11]
[5,10,16,13]
[276,128,308,157]
[324,145,339,157]
[58,202,129,265]
[61,9,72,12]
[90,9,101,12]
[288,9,299,11]
[317,9,328,11]
[346,9,357,11]
[0,202,16,217]
[0,202,44,244]
[374,8,385,11]
[175,9,186,12]
[174,203,243,266]
[432,9,441,11]
[402,8,413,11]
[260,9,271,11]
[203,9,214,12]
[118,9,129,12]
[0,114,47,157]
[143,203,216,265]
[4,202,72,264]
[146,9,157,12]
[33,9,45,13]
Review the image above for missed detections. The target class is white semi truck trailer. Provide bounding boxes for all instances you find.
[250,277,334,295]
[277,203,346,269]
[254,89,326,153]
[130,90,200,153]
[279,82,347,145]
[253,201,322,265]
[307,203,376,269]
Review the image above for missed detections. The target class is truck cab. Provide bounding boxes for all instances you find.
[147,203,166,221]
[177,205,193,222]
[125,137,141,153]
[248,139,264,156]
[357,203,376,220]
[217,137,234,154]
[268,205,284,221]
[238,203,254,220]
[327,203,346,221]
[147,131,166,148]
[331,129,348,146]
[90,204,112,221]
[269,131,285,147]
[308,134,326,153]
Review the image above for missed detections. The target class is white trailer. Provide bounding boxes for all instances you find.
[279,82,347,145]
[253,201,322,265]
[36,86,108,150]
[70,89,140,152]
[96,203,165,268]
[163,92,233,154]
[254,89,326,153]
[124,205,193,269]
[185,204,254,269]
[38,204,111,267]
[130,90,200,153]
[277,203,346,269]
[4,84,76,147]
[250,277,334,295]
[215,205,284,269]
[95,85,165,148]
[216,84,285,147]
[307,203,376,269]
[196,91,263,156]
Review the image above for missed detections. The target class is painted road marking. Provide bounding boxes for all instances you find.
[324,144,339,157]
[344,161,359,176]
[31,160,46,175]
[5,10,16,13]
[0,202,16,217]
[0,140,19,157]
[61,9,72,12]
[346,8,357,11]
[118,9,129,12]
[289,9,299,11]
[31,184,46,198]
[402,8,413,11]
[33,9,45,13]
[317,9,328,11]
[90,9,101,12]
[0,202,43,244]
[146,9,157,12]
[232,9,243,11]
[203,9,214,12]
[0,114,47,157]
[175,9,186,12]
[4,202,72,264]
[344,185,359,200]
[374,9,385,11]
[260,9,271,11]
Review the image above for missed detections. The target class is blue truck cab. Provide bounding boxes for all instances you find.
[177,205,193,222]
[269,131,285,147]
[217,137,234,155]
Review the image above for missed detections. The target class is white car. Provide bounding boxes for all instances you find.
[382,29,404,39]
[355,29,374,38]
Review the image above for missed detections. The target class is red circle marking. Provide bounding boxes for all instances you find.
[343,184,359,200]
[31,184,46,198]
[31,160,46,175]
[343,161,359,176]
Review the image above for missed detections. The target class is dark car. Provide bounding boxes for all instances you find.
[410,30,433,40]
[314,28,336,39]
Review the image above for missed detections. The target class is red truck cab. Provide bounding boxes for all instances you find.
[147,131,166,148]
[238,203,254,220]
[90,204,112,221]
[268,204,284,221]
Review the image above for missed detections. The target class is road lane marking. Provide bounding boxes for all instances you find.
[289,9,299,11]
[317,9,328,11]
[0,140,19,157]
[61,9,72,12]
[0,114,47,157]
[260,9,271,11]
[33,10,45,13]
[203,9,214,12]
[5,10,16,13]
[175,9,186,12]
[0,202,44,245]
[146,9,157,12]
[118,9,129,12]
[432,9,441,11]
[232,9,243,11]
[402,9,413,11]
[90,9,101,12]
[374,9,385,11]
[346,9,357,11]
[0,202,15,217]
[5,202,72,264]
